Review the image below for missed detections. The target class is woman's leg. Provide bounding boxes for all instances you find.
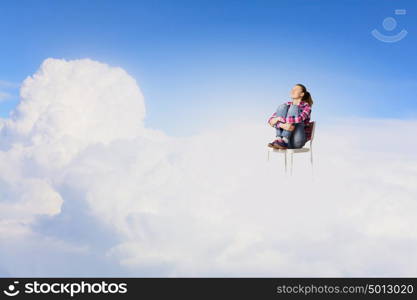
[280,104,300,139]
[274,103,289,137]
[288,123,307,149]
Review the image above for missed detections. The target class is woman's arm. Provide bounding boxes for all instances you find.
[267,113,276,125]
[268,117,295,131]
[281,123,295,131]
[267,112,279,127]
[268,102,289,126]
[268,116,285,129]
[276,103,311,124]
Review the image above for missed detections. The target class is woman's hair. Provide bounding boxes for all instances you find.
[295,83,313,107]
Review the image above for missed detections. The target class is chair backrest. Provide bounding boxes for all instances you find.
[310,121,316,145]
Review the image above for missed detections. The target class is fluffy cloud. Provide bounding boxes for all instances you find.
[0,58,417,277]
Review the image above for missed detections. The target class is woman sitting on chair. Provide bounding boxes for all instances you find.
[267,83,314,150]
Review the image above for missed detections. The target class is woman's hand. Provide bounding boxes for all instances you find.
[281,123,295,131]
[268,117,279,127]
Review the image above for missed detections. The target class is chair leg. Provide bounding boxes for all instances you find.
[310,149,314,181]
[290,152,293,176]
[310,147,313,164]
[284,152,287,174]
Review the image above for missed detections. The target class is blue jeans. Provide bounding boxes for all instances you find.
[274,103,307,149]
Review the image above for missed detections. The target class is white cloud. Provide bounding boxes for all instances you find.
[0,58,417,277]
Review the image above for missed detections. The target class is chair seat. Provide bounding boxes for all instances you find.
[270,147,310,153]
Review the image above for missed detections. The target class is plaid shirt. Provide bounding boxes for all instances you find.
[267,100,313,141]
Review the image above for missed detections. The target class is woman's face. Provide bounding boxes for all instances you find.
[290,85,304,100]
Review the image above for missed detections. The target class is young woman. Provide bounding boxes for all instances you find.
[267,83,313,149]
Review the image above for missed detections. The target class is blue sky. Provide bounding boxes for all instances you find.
[0,0,416,136]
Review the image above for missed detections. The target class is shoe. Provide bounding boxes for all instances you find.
[271,139,288,149]
[267,142,275,148]
[268,137,280,148]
